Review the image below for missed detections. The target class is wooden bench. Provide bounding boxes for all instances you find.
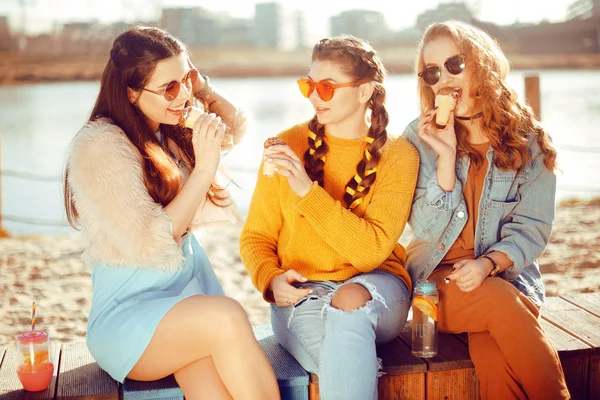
[1,293,599,399]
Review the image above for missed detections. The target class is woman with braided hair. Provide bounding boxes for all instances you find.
[240,35,419,399]
[64,26,279,399]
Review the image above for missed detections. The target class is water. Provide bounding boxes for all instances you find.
[412,281,439,358]
[1,71,599,235]
[412,305,438,358]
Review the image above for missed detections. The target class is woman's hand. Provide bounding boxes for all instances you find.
[191,113,226,175]
[445,258,493,292]
[269,270,313,307]
[187,59,206,94]
[418,109,457,159]
[265,144,314,198]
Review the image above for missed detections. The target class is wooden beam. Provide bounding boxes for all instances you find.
[542,295,600,400]
[55,342,118,400]
[524,75,541,120]
[540,319,591,400]
[561,293,600,318]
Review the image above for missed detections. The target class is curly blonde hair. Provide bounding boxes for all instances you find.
[416,21,556,171]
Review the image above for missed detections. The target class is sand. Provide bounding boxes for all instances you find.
[0,198,599,347]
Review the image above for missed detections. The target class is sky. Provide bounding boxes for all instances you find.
[0,0,574,35]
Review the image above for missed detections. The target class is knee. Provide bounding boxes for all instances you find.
[214,297,252,339]
[331,284,372,312]
[480,279,538,322]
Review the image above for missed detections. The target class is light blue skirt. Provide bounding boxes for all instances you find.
[86,234,224,382]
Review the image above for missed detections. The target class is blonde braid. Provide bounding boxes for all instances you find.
[342,84,389,209]
[303,116,328,187]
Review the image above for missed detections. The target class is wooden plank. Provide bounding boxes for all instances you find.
[397,322,478,400]
[542,296,600,400]
[377,336,426,400]
[0,343,60,400]
[309,374,320,400]
[378,374,425,400]
[541,297,600,350]
[562,293,600,318]
[590,355,600,400]
[425,369,478,400]
[541,319,590,400]
[56,342,118,400]
[525,75,541,120]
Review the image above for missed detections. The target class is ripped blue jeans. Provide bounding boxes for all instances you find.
[271,270,411,400]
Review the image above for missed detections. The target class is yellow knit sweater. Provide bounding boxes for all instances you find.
[240,121,420,302]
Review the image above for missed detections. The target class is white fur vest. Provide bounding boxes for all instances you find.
[67,118,241,272]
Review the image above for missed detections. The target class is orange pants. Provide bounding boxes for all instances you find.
[430,266,570,400]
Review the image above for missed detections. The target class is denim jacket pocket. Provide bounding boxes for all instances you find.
[489,192,521,208]
[487,193,521,221]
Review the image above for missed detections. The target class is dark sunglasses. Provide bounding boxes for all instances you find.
[418,54,466,86]
[297,77,366,102]
[142,69,199,101]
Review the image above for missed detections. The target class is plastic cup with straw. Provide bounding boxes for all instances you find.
[16,301,54,391]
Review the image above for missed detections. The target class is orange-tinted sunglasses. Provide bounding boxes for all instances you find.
[143,69,199,101]
[297,77,366,102]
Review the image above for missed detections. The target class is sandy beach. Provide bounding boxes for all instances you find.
[0,198,599,347]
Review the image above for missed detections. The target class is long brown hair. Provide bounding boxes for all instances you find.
[304,36,389,210]
[416,21,557,171]
[64,26,225,228]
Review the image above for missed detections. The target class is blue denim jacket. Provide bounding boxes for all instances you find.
[402,118,557,306]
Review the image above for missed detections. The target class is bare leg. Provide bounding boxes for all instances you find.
[128,295,280,400]
[174,356,232,400]
[330,283,372,311]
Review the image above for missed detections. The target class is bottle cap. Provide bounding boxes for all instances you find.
[414,280,437,295]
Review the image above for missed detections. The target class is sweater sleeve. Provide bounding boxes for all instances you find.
[294,139,419,271]
[67,120,183,271]
[239,157,285,302]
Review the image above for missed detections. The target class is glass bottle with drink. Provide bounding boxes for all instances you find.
[411,280,439,358]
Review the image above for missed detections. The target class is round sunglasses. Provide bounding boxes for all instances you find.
[297,77,366,102]
[418,54,466,86]
[142,69,199,101]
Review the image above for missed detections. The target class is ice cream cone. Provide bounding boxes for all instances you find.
[434,88,460,129]
[178,106,204,129]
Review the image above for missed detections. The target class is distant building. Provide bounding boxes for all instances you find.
[58,22,108,55]
[416,2,474,32]
[219,18,254,47]
[161,7,219,47]
[476,17,600,54]
[330,10,391,44]
[0,16,12,51]
[253,2,298,50]
[567,0,600,19]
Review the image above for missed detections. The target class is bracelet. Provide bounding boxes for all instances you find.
[195,73,215,102]
[481,255,500,277]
